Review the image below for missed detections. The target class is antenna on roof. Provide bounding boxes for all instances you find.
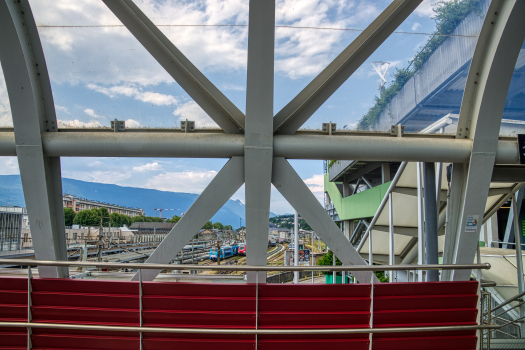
[371,61,390,91]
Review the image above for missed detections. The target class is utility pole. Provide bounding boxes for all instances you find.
[294,210,299,284]
[216,241,221,265]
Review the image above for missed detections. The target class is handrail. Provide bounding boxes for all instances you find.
[0,322,499,335]
[490,290,525,313]
[0,259,490,272]
[357,161,408,253]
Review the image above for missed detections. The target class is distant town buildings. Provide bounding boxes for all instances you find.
[0,206,25,252]
[63,194,145,217]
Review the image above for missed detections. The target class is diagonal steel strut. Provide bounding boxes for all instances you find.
[132,157,245,281]
[103,0,245,133]
[271,157,379,283]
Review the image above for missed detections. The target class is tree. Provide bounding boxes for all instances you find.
[73,208,101,227]
[202,221,213,230]
[166,215,181,224]
[212,222,224,230]
[109,213,132,227]
[318,250,388,282]
[223,225,232,231]
[64,208,76,227]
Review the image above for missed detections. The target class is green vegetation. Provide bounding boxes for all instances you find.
[201,220,232,230]
[68,207,164,227]
[63,208,76,226]
[356,0,482,131]
[318,250,389,282]
[166,215,181,224]
[269,214,312,231]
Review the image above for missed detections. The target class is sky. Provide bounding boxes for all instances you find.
[0,0,449,215]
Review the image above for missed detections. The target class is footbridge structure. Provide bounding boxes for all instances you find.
[0,0,525,348]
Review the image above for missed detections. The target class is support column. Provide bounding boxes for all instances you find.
[293,211,299,284]
[381,163,391,183]
[512,192,525,338]
[451,0,525,281]
[0,0,68,278]
[244,0,275,283]
[424,162,439,282]
[342,176,351,240]
[388,192,395,282]
[504,189,524,249]
[417,162,425,282]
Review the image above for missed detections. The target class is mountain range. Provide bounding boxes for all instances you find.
[0,175,264,228]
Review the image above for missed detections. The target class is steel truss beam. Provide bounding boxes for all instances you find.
[272,0,423,134]
[447,0,525,281]
[244,0,275,283]
[102,0,245,133]
[0,132,519,164]
[272,157,377,283]
[133,157,245,281]
[0,0,67,278]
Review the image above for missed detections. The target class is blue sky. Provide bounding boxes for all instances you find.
[0,0,449,214]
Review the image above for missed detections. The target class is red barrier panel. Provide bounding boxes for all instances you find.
[0,277,479,350]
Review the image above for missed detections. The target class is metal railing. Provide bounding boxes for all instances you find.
[482,290,525,346]
[0,259,498,350]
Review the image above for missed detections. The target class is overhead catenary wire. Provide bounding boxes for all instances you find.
[35,24,479,38]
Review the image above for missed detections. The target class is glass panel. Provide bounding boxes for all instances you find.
[295,0,490,133]
[0,65,12,128]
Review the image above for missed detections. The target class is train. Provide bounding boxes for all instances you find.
[209,244,239,260]
[269,238,276,246]
[238,243,246,255]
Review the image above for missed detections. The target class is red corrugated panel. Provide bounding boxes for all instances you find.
[258,296,371,312]
[0,277,481,349]
[374,294,478,310]
[0,328,26,349]
[142,295,255,312]
[142,281,255,298]
[258,284,371,298]
[374,281,478,296]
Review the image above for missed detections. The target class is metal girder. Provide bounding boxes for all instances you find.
[271,157,378,283]
[503,189,524,249]
[0,0,68,278]
[0,132,519,163]
[244,0,275,283]
[272,0,423,134]
[132,157,245,281]
[450,0,525,281]
[102,0,245,133]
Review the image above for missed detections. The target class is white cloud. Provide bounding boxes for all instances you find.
[125,119,141,128]
[55,104,70,114]
[304,174,324,193]
[414,0,453,18]
[133,162,162,172]
[30,0,385,86]
[275,0,381,79]
[173,101,219,129]
[0,66,12,127]
[144,170,218,194]
[87,83,178,106]
[75,170,132,185]
[84,108,104,119]
[58,119,103,128]
[303,173,325,205]
[0,157,19,175]
[412,22,421,31]
[220,83,246,91]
